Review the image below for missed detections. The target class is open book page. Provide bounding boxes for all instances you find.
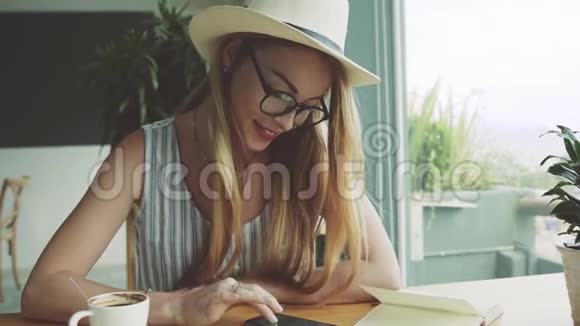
[359,286,502,326]
[362,286,481,315]
[355,304,483,326]
[408,284,504,324]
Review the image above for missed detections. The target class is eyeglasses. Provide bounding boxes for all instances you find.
[248,47,330,128]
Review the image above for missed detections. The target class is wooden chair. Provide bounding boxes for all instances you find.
[0,176,30,303]
[126,202,139,291]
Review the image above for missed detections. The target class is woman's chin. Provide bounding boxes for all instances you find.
[247,137,270,153]
[242,124,275,153]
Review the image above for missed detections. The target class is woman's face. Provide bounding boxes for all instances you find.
[224,42,333,153]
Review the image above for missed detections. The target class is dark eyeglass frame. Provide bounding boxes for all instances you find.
[248,46,330,128]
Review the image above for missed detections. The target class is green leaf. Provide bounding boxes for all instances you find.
[540,130,565,139]
[144,54,158,72]
[565,139,578,161]
[553,181,574,189]
[540,155,568,166]
[551,201,580,220]
[542,187,580,206]
[541,127,580,160]
[558,125,579,141]
[547,163,579,183]
[548,197,565,206]
[549,126,580,161]
[542,188,562,197]
[118,98,129,114]
[149,66,159,90]
[138,87,147,124]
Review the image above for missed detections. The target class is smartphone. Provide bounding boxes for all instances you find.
[244,314,336,326]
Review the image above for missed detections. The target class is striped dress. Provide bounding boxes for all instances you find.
[133,117,268,291]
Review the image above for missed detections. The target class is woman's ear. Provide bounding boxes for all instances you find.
[221,38,244,73]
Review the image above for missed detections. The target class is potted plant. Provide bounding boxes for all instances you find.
[81,0,205,149]
[541,125,580,324]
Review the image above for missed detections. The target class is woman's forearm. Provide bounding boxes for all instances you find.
[315,260,401,304]
[244,260,401,305]
[21,270,179,325]
[21,271,122,324]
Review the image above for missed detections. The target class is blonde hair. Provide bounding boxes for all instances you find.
[178,35,368,301]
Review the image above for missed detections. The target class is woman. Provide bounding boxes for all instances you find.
[21,0,401,325]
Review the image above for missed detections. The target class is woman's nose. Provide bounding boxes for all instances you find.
[273,110,296,132]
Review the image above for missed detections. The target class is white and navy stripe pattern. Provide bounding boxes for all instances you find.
[134,117,268,291]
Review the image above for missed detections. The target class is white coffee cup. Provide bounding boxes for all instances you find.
[68,291,150,326]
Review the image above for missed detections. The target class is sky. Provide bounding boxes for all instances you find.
[405,0,580,166]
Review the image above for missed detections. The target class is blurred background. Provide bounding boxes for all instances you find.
[403,0,579,285]
[0,0,578,313]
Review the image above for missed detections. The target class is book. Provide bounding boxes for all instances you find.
[356,285,503,326]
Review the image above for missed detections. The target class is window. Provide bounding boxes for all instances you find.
[403,0,580,285]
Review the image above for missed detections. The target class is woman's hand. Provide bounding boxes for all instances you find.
[174,277,284,326]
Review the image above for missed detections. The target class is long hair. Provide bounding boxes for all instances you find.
[177,34,368,301]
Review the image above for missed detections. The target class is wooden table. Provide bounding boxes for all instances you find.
[0,273,572,325]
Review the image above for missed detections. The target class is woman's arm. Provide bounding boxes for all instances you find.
[242,193,401,304]
[20,130,179,325]
[21,271,179,324]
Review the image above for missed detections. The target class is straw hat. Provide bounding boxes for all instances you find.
[188,0,381,86]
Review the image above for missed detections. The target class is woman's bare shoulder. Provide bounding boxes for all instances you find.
[113,129,145,201]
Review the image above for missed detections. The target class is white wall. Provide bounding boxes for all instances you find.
[0,145,127,272]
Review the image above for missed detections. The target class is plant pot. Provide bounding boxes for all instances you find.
[556,235,580,325]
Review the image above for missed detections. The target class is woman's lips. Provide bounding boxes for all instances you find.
[253,120,280,141]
